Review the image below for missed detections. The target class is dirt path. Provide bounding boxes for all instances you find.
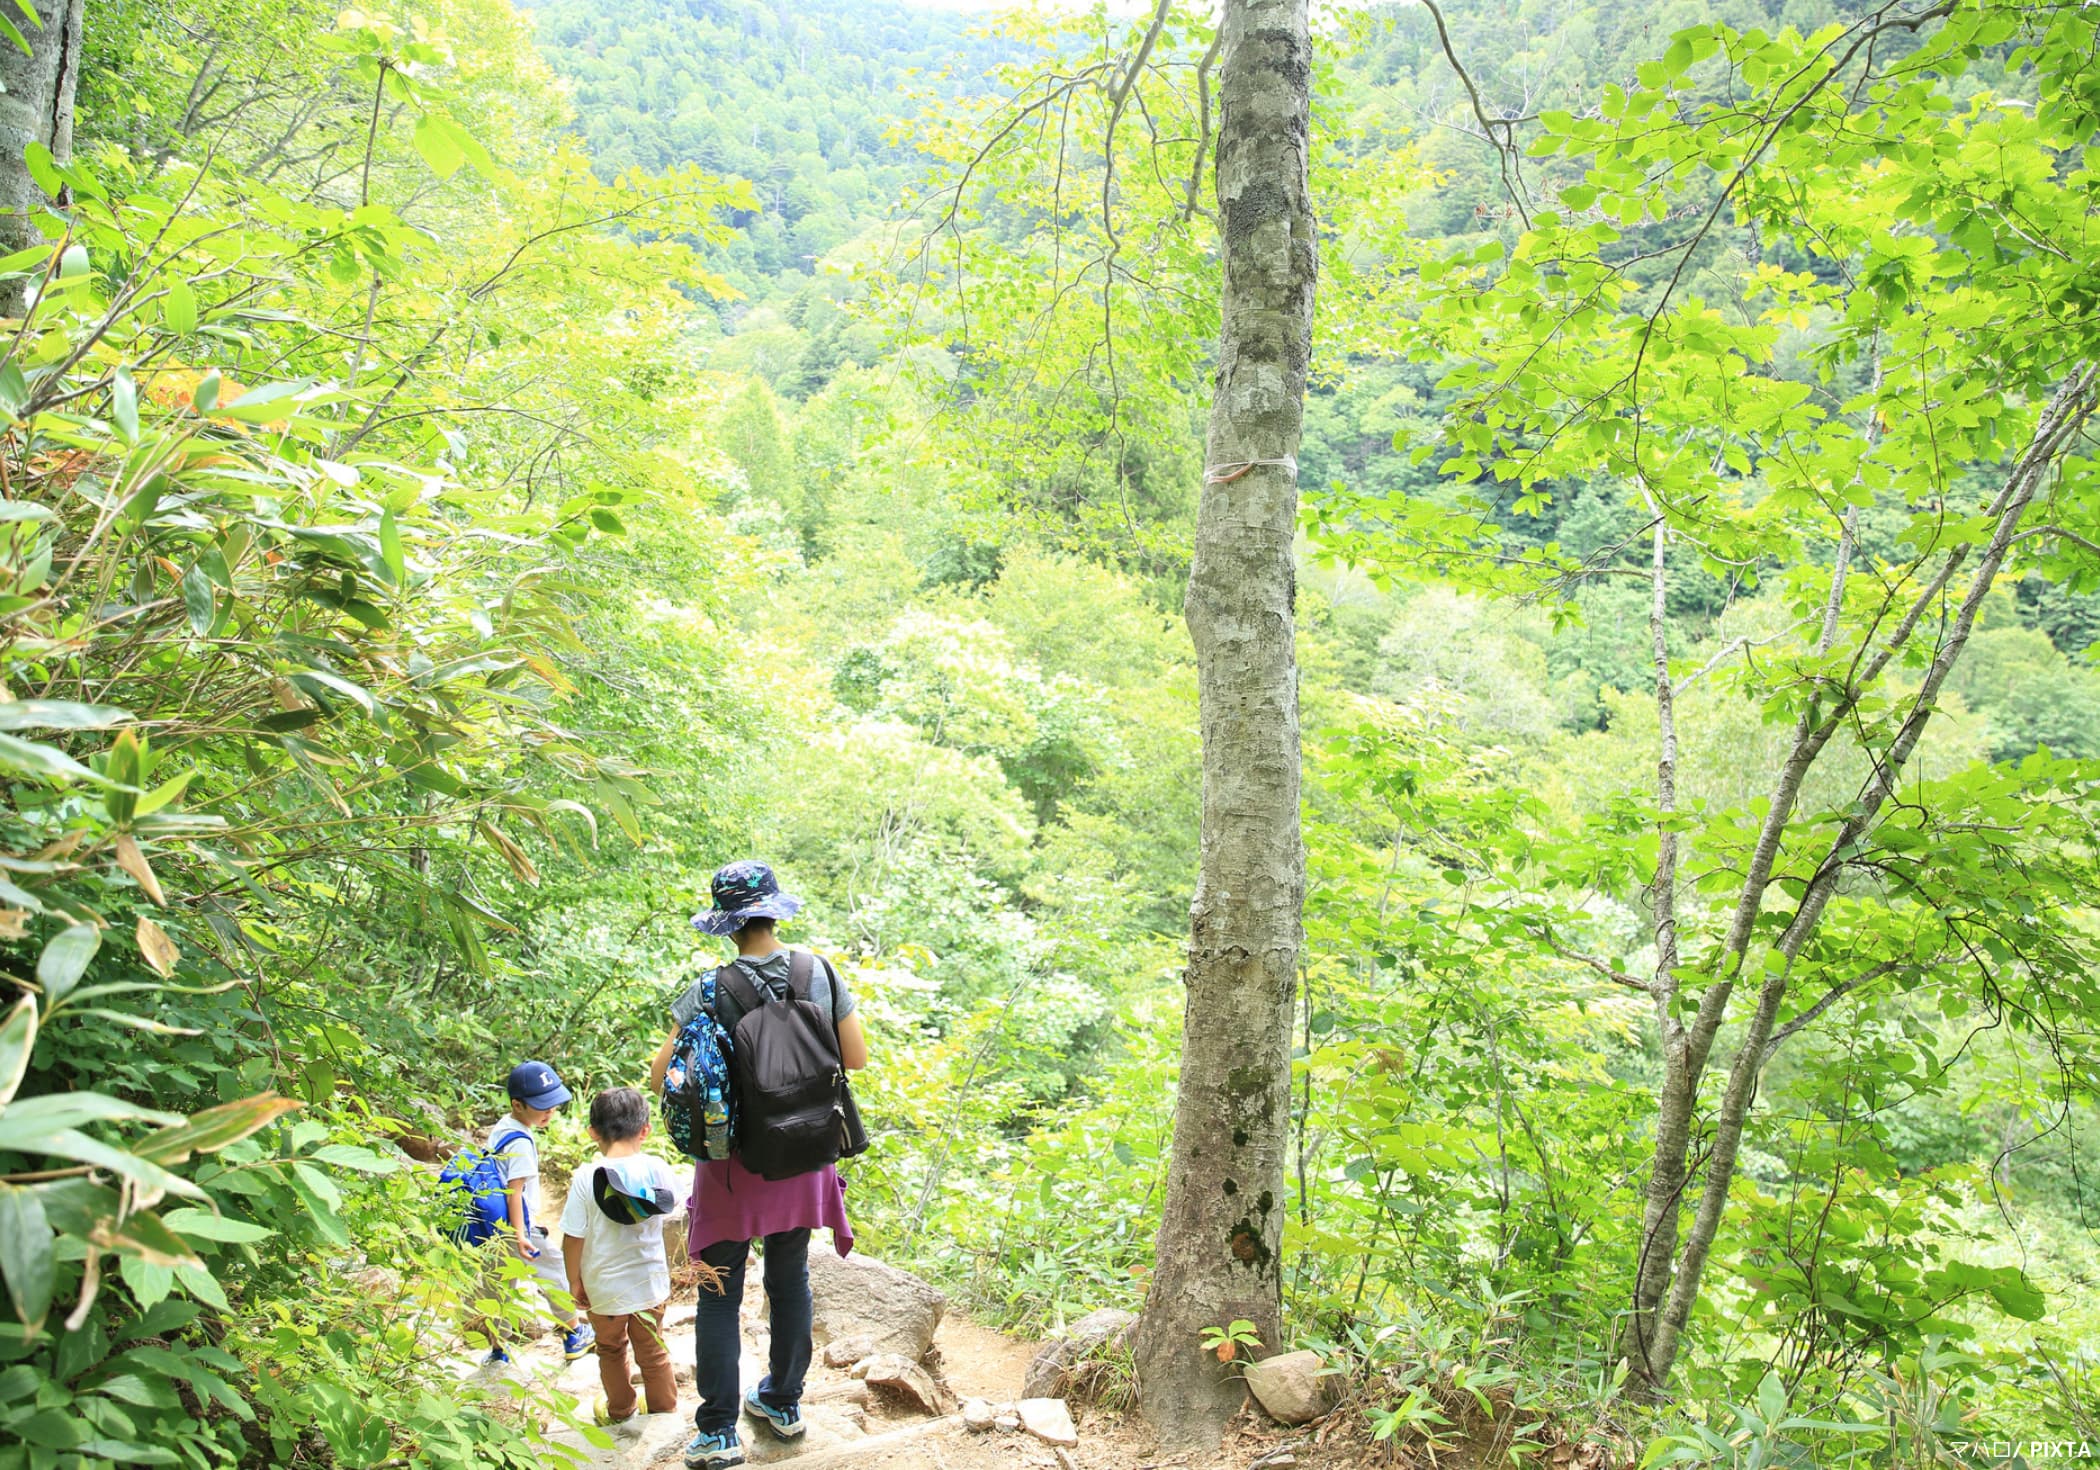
[463,1247,1131,1469]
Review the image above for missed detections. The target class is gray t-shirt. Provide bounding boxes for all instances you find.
[670,948,856,1035]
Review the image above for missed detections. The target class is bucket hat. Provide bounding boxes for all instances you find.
[591,1162,676,1225]
[691,859,802,937]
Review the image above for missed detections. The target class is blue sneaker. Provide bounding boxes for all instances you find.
[744,1386,805,1439]
[683,1427,743,1467]
[481,1346,511,1367]
[562,1322,595,1362]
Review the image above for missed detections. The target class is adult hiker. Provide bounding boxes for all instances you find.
[650,860,870,1470]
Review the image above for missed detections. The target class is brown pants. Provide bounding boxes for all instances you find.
[591,1303,676,1420]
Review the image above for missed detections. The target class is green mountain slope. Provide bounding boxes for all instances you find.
[521,0,1015,298]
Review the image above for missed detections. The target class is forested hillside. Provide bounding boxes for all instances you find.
[3,0,2097,1465]
[521,0,1015,302]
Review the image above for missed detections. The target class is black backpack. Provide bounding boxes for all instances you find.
[714,950,869,1181]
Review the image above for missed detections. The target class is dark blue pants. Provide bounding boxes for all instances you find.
[693,1229,812,1433]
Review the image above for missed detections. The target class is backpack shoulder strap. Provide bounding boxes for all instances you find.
[714,959,764,1015]
[785,948,815,1000]
[491,1129,531,1159]
[813,952,844,1027]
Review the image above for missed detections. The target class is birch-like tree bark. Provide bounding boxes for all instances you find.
[1133,0,1316,1448]
[0,0,84,316]
[1619,364,2100,1396]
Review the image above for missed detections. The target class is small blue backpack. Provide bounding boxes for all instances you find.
[438,1128,531,1245]
[662,971,736,1161]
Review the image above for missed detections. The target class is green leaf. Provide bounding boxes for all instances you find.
[221,380,307,424]
[0,1184,54,1333]
[75,1439,178,1466]
[134,770,191,819]
[307,1144,398,1175]
[0,995,34,1108]
[290,669,379,718]
[109,1212,203,1270]
[117,1254,173,1310]
[161,1208,273,1244]
[163,279,198,336]
[36,924,101,1005]
[0,1092,182,1136]
[413,114,466,178]
[1755,1371,1787,1426]
[181,564,214,637]
[134,1094,302,1166]
[111,372,138,444]
[0,702,132,732]
[173,1263,228,1311]
[379,508,404,585]
[0,731,118,786]
[58,244,87,280]
[1986,1274,2045,1320]
[588,507,626,535]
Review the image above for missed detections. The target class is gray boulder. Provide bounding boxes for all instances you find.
[1022,1307,1136,1399]
[1242,1349,1332,1425]
[807,1250,946,1361]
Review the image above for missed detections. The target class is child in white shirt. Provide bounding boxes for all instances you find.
[562,1087,681,1425]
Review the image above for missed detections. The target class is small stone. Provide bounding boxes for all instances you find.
[823,1333,877,1369]
[995,1413,1022,1433]
[1242,1350,1332,1426]
[962,1397,996,1432]
[1016,1397,1078,1447]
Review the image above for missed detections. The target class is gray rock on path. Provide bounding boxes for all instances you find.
[1015,1397,1078,1447]
[822,1333,877,1369]
[1021,1307,1136,1399]
[807,1250,946,1361]
[1242,1349,1333,1426]
[961,1397,996,1432]
[858,1352,957,1416]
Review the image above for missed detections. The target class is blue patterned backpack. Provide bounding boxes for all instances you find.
[662,971,736,1161]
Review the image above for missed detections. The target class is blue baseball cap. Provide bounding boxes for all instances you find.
[505,1060,571,1110]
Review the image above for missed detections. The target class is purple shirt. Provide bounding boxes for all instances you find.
[688,1156,854,1258]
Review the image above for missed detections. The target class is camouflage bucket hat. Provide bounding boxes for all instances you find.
[691,859,802,937]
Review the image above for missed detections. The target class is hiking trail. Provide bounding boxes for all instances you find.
[463,1241,1152,1470]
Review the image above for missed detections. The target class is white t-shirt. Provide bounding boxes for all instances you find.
[559,1153,678,1317]
[484,1120,542,1223]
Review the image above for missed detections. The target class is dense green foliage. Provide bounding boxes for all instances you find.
[3,0,2096,1465]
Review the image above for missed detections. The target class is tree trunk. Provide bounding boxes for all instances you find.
[1618,363,2100,1398]
[0,0,84,316]
[1133,0,1316,1450]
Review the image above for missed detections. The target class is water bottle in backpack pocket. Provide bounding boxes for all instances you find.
[662,971,737,1162]
[437,1128,530,1246]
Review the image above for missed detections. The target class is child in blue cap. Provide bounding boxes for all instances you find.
[482,1059,595,1366]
